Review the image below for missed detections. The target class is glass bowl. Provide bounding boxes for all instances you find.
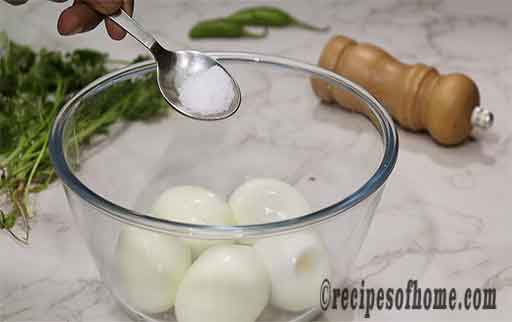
[49,52,398,322]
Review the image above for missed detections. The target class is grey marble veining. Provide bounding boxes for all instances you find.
[1,0,512,321]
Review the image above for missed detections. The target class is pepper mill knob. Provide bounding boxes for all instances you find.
[311,35,494,146]
[472,107,494,129]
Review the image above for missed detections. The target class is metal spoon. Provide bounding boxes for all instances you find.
[109,10,241,121]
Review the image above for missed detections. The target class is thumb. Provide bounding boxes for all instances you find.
[81,0,123,15]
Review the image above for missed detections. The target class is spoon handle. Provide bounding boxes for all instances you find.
[110,9,157,51]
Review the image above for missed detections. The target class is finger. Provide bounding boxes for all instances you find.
[57,3,103,35]
[81,0,123,15]
[105,0,134,40]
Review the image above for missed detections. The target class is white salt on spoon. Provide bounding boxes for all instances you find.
[179,66,235,117]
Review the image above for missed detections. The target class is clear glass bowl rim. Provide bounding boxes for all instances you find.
[49,52,399,239]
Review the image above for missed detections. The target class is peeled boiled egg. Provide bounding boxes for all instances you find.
[175,245,270,322]
[116,227,192,314]
[152,186,234,258]
[229,178,311,225]
[254,232,331,312]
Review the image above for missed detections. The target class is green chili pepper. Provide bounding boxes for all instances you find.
[227,6,330,32]
[189,19,268,39]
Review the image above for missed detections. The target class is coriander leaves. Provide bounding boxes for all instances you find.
[0,33,167,244]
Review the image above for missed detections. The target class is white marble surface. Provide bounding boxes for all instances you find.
[1,0,512,321]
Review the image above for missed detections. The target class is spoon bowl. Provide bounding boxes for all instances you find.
[153,47,241,120]
[110,10,241,120]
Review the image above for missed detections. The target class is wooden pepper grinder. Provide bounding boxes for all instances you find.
[311,35,494,145]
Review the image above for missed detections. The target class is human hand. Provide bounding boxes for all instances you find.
[58,0,134,40]
[3,0,134,40]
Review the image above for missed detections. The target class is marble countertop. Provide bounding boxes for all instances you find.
[1,0,511,321]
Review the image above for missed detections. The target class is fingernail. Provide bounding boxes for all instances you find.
[58,24,83,36]
[68,24,84,35]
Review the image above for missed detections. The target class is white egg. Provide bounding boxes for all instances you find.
[229,178,311,225]
[152,186,235,258]
[254,232,331,312]
[175,245,270,322]
[116,227,192,314]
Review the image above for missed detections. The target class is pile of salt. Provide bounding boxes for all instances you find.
[179,66,234,116]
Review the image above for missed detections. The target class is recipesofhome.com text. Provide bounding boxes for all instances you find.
[320,279,497,318]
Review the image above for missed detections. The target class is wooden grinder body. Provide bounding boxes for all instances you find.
[312,35,480,145]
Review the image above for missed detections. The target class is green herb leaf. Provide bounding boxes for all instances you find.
[0,34,168,244]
